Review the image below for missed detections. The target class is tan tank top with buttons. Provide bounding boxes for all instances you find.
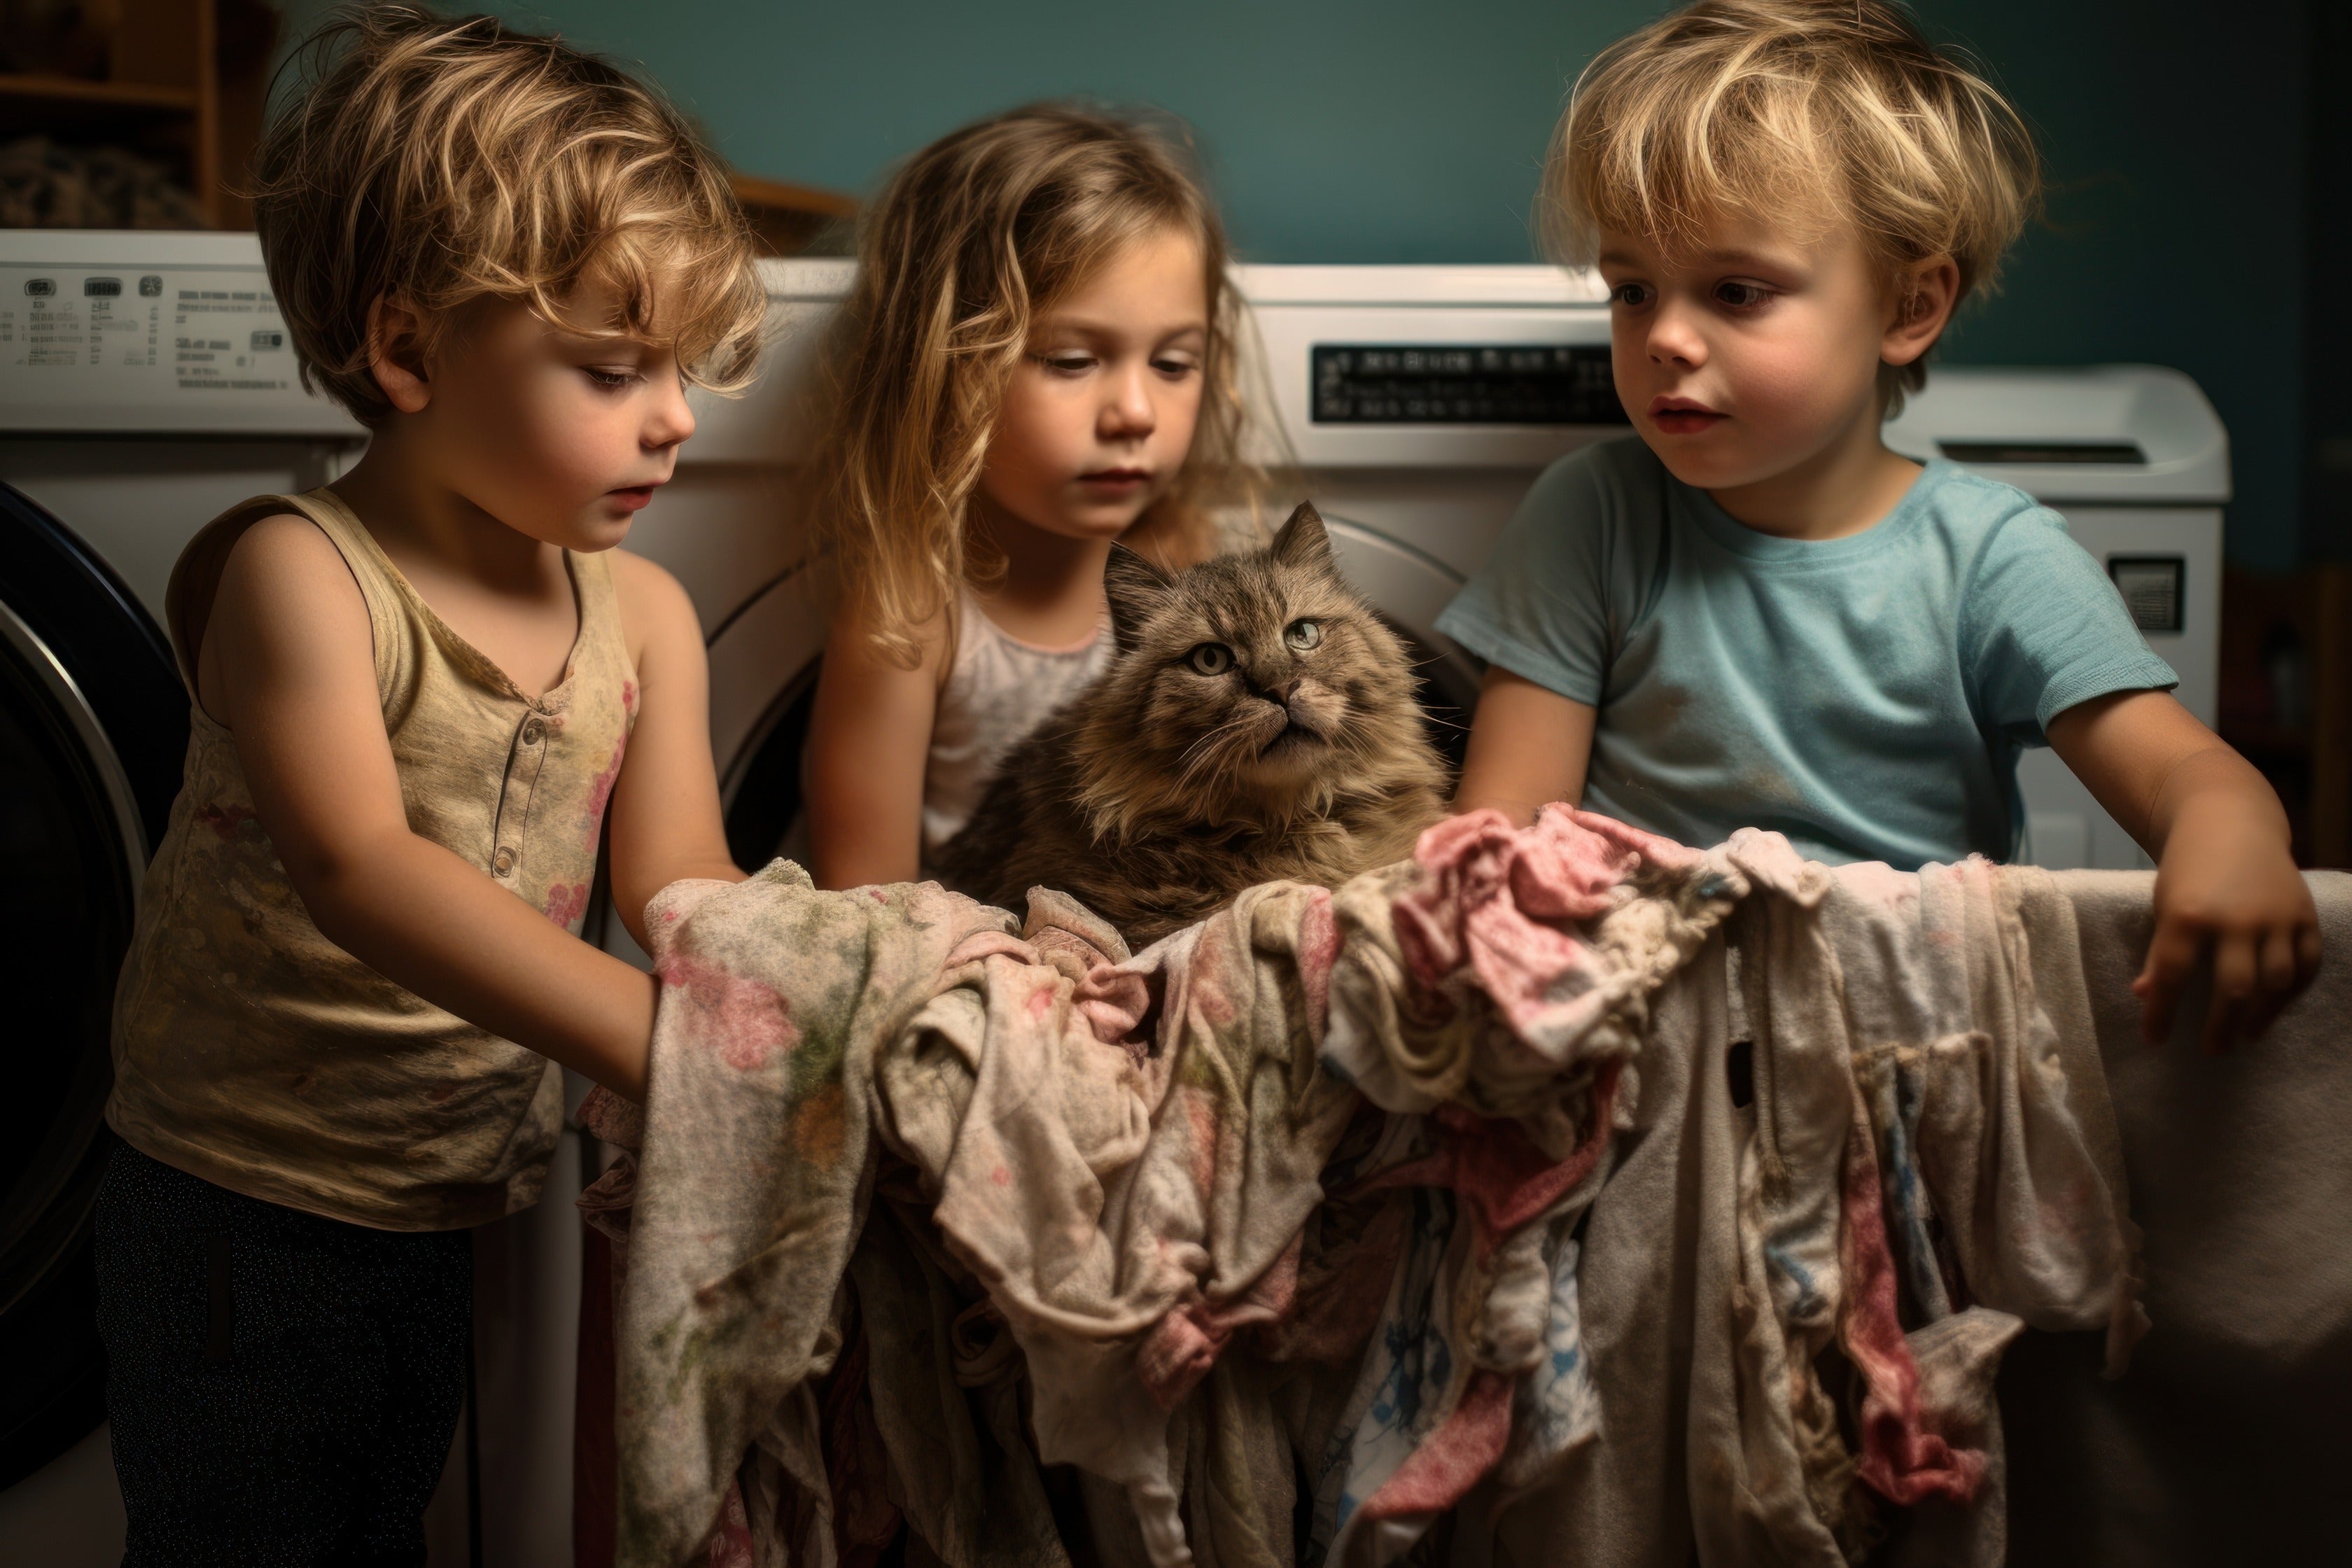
[106,489,638,1231]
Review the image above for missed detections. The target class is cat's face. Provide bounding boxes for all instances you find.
[1094,503,1421,806]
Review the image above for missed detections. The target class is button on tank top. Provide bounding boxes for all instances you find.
[106,489,638,1231]
[920,584,1111,864]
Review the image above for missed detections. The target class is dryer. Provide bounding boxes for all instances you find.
[0,229,583,1568]
[0,229,365,1561]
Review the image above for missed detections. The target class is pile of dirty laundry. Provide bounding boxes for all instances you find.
[579,806,2142,1568]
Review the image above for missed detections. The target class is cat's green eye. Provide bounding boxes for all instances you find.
[1187,643,1236,676]
[1285,619,1323,652]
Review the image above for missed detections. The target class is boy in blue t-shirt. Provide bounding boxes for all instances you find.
[1443,0,2317,1049]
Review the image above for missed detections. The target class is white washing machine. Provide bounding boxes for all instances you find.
[0,229,365,1566]
[0,230,569,1568]
[1234,270,2223,874]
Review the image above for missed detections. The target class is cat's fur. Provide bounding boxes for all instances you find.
[937,502,1451,944]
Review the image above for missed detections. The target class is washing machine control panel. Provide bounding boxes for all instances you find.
[1312,343,1626,426]
[0,254,360,436]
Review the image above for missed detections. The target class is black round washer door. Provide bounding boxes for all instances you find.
[0,482,187,1487]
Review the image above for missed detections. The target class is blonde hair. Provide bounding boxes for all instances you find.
[252,6,765,425]
[816,102,1255,668]
[1548,0,2040,408]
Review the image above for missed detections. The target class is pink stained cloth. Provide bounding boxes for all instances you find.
[578,816,2149,1568]
[1394,805,1714,1051]
[1837,1078,1989,1506]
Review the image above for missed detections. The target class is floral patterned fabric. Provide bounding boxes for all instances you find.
[588,808,2142,1568]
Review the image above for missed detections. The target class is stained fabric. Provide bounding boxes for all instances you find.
[586,809,2148,1568]
[1479,836,2143,1568]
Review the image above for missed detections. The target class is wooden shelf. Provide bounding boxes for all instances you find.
[729,173,855,257]
[0,0,298,228]
[0,73,201,113]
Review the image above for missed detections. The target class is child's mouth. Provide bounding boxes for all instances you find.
[1649,400,1726,435]
[1079,468,1151,489]
[608,484,660,511]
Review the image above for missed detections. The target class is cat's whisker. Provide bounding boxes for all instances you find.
[1177,737,1258,798]
[1177,710,1259,762]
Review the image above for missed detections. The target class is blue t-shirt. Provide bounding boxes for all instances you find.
[1434,438,2178,868]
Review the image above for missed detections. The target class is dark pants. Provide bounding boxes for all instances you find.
[94,1144,472,1568]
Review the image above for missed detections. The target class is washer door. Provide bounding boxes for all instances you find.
[0,484,187,1486]
[1322,515,1480,764]
[709,554,834,871]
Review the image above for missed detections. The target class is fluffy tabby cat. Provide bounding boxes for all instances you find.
[938,502,1450,944]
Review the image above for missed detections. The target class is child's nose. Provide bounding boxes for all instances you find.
[1100,365,1157,439]
[645,375,696,449]
[1646,300,1708,369]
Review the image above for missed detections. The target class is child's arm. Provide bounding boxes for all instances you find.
[2047,688,2322,1050]
[1452,667,1599,824]
[804,597,947,889]
[204,515,657,1100]
[605,552,746,953]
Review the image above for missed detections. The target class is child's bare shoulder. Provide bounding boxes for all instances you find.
[822,578,955,683]
[606,546,692,617]
[207,510,366,634]
[605,547,703,668]
[222,507,341,569]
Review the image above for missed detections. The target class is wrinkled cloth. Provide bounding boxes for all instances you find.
[1326,807,1743,1141]
[888,877,1360,1560]
[1310,808,1751,1564]
[594,864,1368,1568]
[591,809,2146,1568]
[1479,840,2143,1568]
[596,869,1013,1568]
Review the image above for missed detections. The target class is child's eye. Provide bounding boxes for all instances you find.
[1186,642,1235,676]
[1153,355,1199,379]
[1284,618,1322,652]
[1714,281,1774,309]
[1608,281,1651,308]
[1037,354,1096,376]
[583,367,640,389]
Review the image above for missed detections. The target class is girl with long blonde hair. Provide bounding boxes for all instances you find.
[805,102,1257,888]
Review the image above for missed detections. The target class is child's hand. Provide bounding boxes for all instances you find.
[2049,690,2322,1053]
[2134,795,2321,1051]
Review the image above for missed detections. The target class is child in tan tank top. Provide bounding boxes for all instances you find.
[94,13,764,1561]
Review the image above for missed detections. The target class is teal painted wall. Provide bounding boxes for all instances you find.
[276,0,2313,568]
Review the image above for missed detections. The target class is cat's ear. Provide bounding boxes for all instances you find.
[1102,544,1175,653]
[1269,501,1334,569]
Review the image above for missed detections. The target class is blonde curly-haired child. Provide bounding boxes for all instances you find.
[96,11,762,1558]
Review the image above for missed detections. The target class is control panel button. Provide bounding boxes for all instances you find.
[1312,343,1627,426]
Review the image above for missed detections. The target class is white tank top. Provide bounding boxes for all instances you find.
[922,584,1111,864]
